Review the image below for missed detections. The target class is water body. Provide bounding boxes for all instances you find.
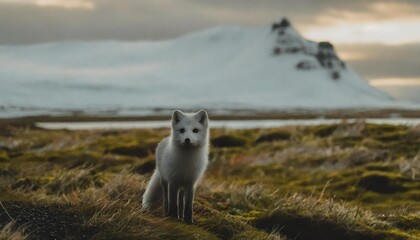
[36,118,420,130]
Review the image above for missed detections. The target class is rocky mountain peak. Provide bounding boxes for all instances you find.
[271,18,346,80]
[271,18,291,31]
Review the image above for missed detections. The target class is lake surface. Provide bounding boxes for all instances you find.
[36,118,420,130]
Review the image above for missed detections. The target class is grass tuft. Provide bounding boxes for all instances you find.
[0,222,27,240]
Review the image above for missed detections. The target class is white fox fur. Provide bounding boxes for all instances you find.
[142,109,209,223]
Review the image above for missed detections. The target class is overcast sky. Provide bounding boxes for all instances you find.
[1,0,419,101]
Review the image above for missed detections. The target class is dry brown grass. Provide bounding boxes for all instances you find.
[0,222,27,240]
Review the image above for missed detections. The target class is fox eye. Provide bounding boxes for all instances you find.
[180,128,185,133]
[193,128,199,133]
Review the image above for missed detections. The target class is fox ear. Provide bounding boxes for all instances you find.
[195,109,208,125]
[172,110,184,124]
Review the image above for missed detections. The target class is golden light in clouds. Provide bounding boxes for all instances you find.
[370,78,420,86]
[304,19,420,45]
[336,51,367,61]
[0,0,94,9]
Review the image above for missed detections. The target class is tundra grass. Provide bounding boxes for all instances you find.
[0,122,419,239]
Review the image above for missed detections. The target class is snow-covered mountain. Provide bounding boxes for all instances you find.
[0,18,413,117]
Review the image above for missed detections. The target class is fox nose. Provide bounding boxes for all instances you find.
[185,138,190,144]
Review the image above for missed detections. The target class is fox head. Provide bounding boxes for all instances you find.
[171,109,209,148]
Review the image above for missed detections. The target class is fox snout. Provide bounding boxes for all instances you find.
[183,137,195,147]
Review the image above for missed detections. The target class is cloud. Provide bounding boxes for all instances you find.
[1,0,420,44]
[337,43,420,79]
[0,0,223,44]
[312,1,420,26]
[179,0,420,28]
[370,78,420,86]
[304,20,420,45]
[0,0,94,9]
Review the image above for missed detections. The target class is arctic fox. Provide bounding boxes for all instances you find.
[142,109,209,224]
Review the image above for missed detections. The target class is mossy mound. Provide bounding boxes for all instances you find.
[106,145,150,158]
[255,130,291,144]
[211,135,247,148]
[131,159,156,175]
[357,172,407,194]
[255,213,374,240]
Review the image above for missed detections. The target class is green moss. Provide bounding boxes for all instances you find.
[332,136,363,148]
[376,132,408,142]
[363,124,405,135]
[195,211,275,239]
[0,150,9,162]
[306,124,338,137]
[255,130,291,144]
[364,164,395,172]
[45,170,106,194]
[389,214,420,231]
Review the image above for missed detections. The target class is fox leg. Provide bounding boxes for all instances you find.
[160,178,169,216]
[183,185,195,224]
[178,189,184,219]
[168,183,179,218]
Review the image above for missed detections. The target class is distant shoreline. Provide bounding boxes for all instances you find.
[35,118,420,130]
[1,108,419,125]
